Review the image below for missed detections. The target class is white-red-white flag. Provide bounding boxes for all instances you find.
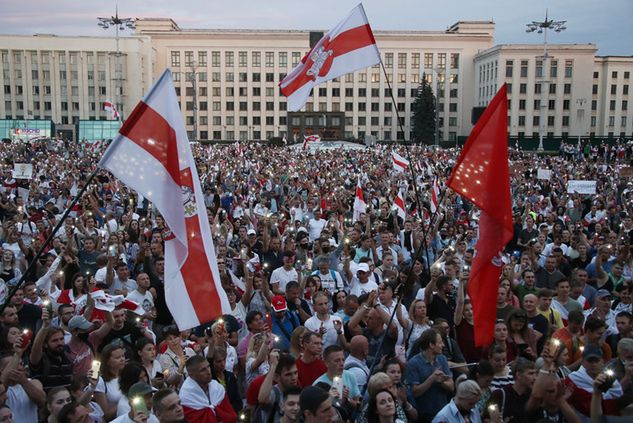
[280,4,380,112]
[430,177,440,214]
[392,152,409,173]
[99,69,230,330]
[352,179,366,222]
[104,100,120,120]
[393,190,406,220]
[303,134,321,150]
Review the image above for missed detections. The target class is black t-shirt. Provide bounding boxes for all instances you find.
[17,303,42,333]
[518,228,539,247]
[490,385,531,423]
[98,322,144,358]
[428,294,456,328]
[78,249,100,275]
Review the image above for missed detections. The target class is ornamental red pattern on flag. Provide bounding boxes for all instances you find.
[446,84,513,347]
[279,4,380,112]
[99,69,230,330]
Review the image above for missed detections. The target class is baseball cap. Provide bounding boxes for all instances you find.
[247,229,257,236]
[582,344,603,361]
[272,295,287,312]
[128,382,157,397]
[68,315,93,331]
[357,263,370,273]
[595,289,612,299]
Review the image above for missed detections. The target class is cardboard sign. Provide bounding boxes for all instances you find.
[12,163,33,179]
[567,180,596,195]
[620,167,633,178]
[537,169,551,180]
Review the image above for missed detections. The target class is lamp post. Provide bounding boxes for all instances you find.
[189,61,199,141]
[97,5,136,123]
[576,98,587,147]
[433,67,443,148]
[526,9,567,152]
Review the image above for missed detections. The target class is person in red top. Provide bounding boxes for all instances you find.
[180,355,237,423]
[552,309,584,370]
[296,331,327,387]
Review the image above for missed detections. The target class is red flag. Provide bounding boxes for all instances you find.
[280,4,380,112]
[99,69,230,330]
[446,84,512,347]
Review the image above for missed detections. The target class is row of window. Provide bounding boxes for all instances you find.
[171,50,461,70]
[506,82,574,95]
[509,115,629,128]
[1,51,110,65]
[3,84,109,97]
[505,59,574,79]
[594,71,631,79]
[592,84,630,95]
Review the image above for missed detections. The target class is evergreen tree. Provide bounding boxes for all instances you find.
[411,74,436,144]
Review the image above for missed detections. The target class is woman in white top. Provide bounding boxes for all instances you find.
[135,338,164,387]
[405,299,432,358]
[94,344,126,420]
[115,362,151,417]
[244,332,272,386]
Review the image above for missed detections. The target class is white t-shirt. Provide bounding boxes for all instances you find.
[95,377,122,410]
[204,344,238,373]
[304,314,343,349]
[270,266,299,292]
[312,269,345,291]
[348,277,378,297]
[126,289,154,315]
[308,218,326,241]
[110,277,138,295]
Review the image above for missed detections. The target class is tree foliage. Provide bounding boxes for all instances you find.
[411,74,436,144]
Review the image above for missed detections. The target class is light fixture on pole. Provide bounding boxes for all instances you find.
[97,5,136,123]
[189,61,199,142]
[526,9,566,152]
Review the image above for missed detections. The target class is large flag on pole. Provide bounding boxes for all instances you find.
[280,3,380,112]
[430,177,440,214]
[99,69,230,330]
[446,84,512,347]
[352,179,366,222]
[104,100,120,120]
[393,189,406,220]
[391,152,409,173]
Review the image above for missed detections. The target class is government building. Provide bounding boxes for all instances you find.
[0,18,631,143]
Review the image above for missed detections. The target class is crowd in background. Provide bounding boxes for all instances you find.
[0,137,633,422]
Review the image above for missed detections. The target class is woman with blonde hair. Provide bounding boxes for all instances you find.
[244,332,272,386]
[405,299,432,358]
[289,326,310,358]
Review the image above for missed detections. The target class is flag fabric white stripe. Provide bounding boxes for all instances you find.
[392,152,410,173]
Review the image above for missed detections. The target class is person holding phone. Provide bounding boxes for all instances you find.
[110,382,158,423]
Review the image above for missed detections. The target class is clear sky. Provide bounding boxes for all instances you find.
[1,0,631,56]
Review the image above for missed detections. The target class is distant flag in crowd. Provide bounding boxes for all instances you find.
[303,134,321,150]
[446,84,512,347]
[391,152,410,173]
[352,179,366,222]
[430,177,440,214]
[104,100,120,120]
[99,69,230,330]
[280,3,381,111]
[282,133,288,145]
[393,189,406,220]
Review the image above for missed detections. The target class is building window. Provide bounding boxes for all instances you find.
[610,100,616,111]
[535,84,541,94]
[185,51,194,67]
[549,84,556,94]
[171,51,180,67]
[564,84,571,94]
[519,99,526,110]
[609,116,615,126]
[279,52,288,68]
[438,53,446,69]
[548,100,555,110]
[623,100,628,111]
[563,100,570,110]
[536,60,543,78]
[518,116,525,126]
[591,100,597,110]
[212,52,220,67]
[591,116,597,127]
[622,116,627,127]
[592,85,598,95]
[225,51,234,67]
[424,53,433,68]
[385,53,393,68]
[412,53,420,69]
[564,60,573,77]
[450,53,459,69]
[562,116,569,126]
[198,51,207,66]
[550,60,558,78]
[520,60,528,77]
[252,52,261,67]
[505,60,513,78]
[612,71,618,79]
[265,52,274,67]
[611,85,617,95]
[292,52,301,67]
[398,53,406,69]
[520,83,527,94]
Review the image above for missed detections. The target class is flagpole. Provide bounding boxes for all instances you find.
[0,167,101,315]
[380,61,434,275]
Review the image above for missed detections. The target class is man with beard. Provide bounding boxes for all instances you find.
[28,306,73,389]
[65,315,94,376]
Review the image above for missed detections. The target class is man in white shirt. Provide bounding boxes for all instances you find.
[312,256,345,292]
[304,291,343,349]
[108,262,137,296]
[126,273,155,322]
[347,263,379,297]
[308,209,326,242]
[270,251,300,295]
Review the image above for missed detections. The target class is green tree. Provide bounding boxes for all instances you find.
[411,74,436,144]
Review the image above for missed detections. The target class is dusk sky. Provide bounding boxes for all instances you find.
[1,0,631,56]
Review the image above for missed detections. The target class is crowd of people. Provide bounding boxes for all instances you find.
[0,137,633,423]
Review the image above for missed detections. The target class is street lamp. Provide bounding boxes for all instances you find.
[189,61,199,141]
[97,5,136,122]
[433,67,444,147]
[526,9,566,151]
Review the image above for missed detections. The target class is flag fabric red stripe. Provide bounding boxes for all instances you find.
[119,102,181,185]
[280,24,376,97]
[446,84,512,347]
